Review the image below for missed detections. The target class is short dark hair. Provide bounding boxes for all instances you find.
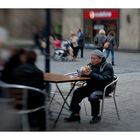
[26,50,37,64]
[109,31,115,36]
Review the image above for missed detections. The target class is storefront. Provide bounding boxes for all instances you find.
[84,9,120,45]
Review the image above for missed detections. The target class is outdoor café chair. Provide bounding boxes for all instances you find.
[100,74,120,121]
[0,80,46,131]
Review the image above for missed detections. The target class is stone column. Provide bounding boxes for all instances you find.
[62,9,83,39]
[119,9,140,51]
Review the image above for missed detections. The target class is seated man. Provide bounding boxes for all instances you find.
[12,50,46,130]
[65,49,114,124]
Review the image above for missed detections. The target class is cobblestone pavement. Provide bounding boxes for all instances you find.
[36,49,140,131]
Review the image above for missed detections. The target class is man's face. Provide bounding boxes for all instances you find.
[91,54,102,65]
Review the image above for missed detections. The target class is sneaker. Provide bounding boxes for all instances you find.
[90,116,101,124]
[64,114,80,122]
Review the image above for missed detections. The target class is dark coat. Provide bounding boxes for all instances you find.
[1,54,22,83]
[13,63,45,90]
[77,31,85,48]
[94,34,106,50]
[106,35,116,49]
[86,58,114,91]
[12,63,46,130]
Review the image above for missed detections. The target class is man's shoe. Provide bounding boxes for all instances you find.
[90,116,101,124]
[64,114,80,122]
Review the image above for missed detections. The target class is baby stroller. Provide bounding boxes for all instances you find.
[53,40,73,61]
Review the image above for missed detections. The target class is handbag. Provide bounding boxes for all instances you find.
[40,40,46,48]
[103,41,110,49]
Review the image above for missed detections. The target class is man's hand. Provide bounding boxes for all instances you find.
[82,65,91,76]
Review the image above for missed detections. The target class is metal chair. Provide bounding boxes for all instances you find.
[100,74,120,121]
[0,81,47,131]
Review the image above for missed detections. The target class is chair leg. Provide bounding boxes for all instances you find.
[21,114,30,131]
[48,94,56,107]
[100,98,105,121]
[48,94,69,112]
[82,99,88,116]
[113,91,120,120]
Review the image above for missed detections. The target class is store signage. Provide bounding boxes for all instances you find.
[84,9,119,20]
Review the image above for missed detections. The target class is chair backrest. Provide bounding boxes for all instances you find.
[103,74,119,97]
[100,75,120,120]
[0,80,46,131]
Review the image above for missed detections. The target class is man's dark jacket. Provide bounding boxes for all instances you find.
[13,63,45,90]
[86,57,114,91]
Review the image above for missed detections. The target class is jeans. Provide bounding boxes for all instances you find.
[88,91,103,116]
[70,86,103,117]
[104,48,115,64]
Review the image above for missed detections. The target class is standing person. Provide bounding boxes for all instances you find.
[70,31,79,60]
[32,25,45,54]
[13,50,46,131]
[64,49,114,124]
[94,29,106,52]
[104,30,116,66]
[77,29,85,58]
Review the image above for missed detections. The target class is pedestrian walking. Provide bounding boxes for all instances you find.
[104,30,116,66]
[94,29,106,52]
[32,25,45,54]
[77,29,85,58]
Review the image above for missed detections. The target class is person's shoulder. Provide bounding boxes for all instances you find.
[106,63,114,72]
[15,63,43,76]
[106,35,110,38]
[103,61,113,69]
[106,62,113,67]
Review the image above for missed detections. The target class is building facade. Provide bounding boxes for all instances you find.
[0,9,140,51]
[83,9,119,45]
[119,9,140,51]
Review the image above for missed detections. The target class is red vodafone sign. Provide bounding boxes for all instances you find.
[84,9,119,20]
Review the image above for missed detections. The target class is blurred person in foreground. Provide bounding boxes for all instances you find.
[13,50,46,131]
[1,48,27,83]
[94,29,106,52]
[64,49,114,124]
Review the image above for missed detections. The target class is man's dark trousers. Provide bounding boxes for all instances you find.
[70,86,101,116]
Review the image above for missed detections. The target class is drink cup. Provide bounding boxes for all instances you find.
[77,67,84,77]
[77,70,81,77]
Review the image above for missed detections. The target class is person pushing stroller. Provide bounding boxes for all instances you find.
[53,39,74,61]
